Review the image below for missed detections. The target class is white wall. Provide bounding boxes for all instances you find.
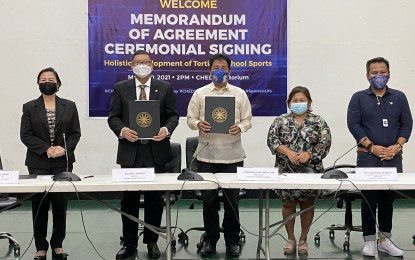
[1,0,414,174]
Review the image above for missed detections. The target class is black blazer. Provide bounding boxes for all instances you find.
[108,78,179,166]
[20,96,81,169]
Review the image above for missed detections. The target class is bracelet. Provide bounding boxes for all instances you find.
[396,142,403,151]
[366,142,374,154]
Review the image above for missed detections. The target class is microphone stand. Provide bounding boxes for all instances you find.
[177,142,209,181]
[321,137,367,179]
[53,133,81,181]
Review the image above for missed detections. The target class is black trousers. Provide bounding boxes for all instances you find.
[357,152,402,237]
[121,143,165,247]
[197,160,243,245]
[29,165,71,251]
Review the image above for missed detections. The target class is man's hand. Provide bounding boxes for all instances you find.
[229,124,241,135]
[122,128,138,142]
[197,120,211,133]
[153,127,168,142]
[372,145,395,160]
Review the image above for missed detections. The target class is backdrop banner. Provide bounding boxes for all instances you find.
[88,0,287,117]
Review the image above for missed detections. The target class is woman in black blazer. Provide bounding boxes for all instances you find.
[20,67,81,260]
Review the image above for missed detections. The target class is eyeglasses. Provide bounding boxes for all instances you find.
[131,60,152,66]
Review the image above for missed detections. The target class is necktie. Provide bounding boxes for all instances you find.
[139,85,147,100]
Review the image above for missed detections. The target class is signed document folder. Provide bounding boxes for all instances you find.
[205,96,235,134]
[129,100,160,139]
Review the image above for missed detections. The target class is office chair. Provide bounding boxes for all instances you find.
[0,154,21,256]
[177,137,246,248]
[120,142,182,248]
[314,164,362,251]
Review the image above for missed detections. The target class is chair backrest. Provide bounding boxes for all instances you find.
[165,142,181,173]
[184,137,247,199]
[322,164,359,199]
[185,136,199,171]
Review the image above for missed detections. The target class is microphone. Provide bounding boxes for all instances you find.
[52,133,81,181]
[64,133,69,172]
[321,137,368,179]
[177,142,209,181]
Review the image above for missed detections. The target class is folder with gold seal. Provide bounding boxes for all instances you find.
[204,96,235,134]
[129,100,160,139]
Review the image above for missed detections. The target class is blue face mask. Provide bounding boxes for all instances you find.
[369,74,389,90]
[211,69,229,83]
[290,102,308,115]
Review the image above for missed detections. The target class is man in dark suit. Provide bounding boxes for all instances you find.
[108,50,179,259]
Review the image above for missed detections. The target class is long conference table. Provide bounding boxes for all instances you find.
[215,173,415,260]
[0,173,218,260]
[2,172,415,260]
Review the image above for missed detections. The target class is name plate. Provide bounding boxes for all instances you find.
[355,167,397,181]
[112,168,155,182]
[0,171,19,184]
[237,167,278,181]
[37,175,53,180]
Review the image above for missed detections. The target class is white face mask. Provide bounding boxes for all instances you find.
[132,64,152,78]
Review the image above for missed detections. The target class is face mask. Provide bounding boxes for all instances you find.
[132,64,152,78]
[211,69,229,83]
[369,74,389,90]
[290,102,308,115]
[39,82,58,95]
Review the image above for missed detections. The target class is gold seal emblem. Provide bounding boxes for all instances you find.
[136,112,152,128]
[212,107,227,123]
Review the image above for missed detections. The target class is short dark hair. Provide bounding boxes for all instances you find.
[131,50,151,61]
[209,53,231,70]
[37,67,61,86]
[286,86,312,106]
[366,57,390,73]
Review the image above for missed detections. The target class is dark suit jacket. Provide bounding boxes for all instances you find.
[108,78,179,166]
[20,96,81,169]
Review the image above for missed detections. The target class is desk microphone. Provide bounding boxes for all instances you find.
[177,142,209,181]
[321,137,367,179]
[53,133,81,181]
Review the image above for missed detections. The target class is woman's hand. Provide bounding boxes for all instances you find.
[47,147,54,158]
[47,146,66,158]
[54,146,66,157]
[286,150,300,165]
[298,151,311,164]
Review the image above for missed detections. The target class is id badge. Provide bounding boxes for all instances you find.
[383,119,388,127]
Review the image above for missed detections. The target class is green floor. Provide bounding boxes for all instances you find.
[1,197,415,260]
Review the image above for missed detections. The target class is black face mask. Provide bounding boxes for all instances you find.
[39,82,58,95]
